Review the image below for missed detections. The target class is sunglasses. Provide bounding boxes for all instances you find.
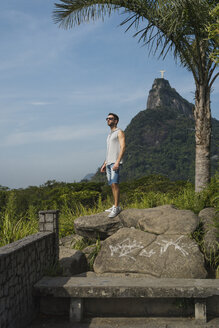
[106,117,114,121]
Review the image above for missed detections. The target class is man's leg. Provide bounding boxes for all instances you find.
[111,183,120,207]
[107,164,122,217]
[109,182,121,218]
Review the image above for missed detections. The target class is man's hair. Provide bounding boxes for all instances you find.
[108,113,119,122]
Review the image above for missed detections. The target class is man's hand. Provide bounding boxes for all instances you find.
[112,162,119,171]
[100,163,106,173]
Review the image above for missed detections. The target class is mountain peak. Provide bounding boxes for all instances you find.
[151,78,171,90]
[146,78,194,118]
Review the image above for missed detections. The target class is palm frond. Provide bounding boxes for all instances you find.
[53,0,218,82]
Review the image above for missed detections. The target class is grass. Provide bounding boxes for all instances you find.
[43,261,63,276]
[0,209,38,247]
[87,238,101,270]
[74,237,101,270]
[73,237,94,250]
[0,182,217,246]
[58,195,112,238]
[0,175,218,274]
[191,221,219,273]
[127,183,212,213]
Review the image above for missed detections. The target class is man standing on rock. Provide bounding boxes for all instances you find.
[101,113,125,218]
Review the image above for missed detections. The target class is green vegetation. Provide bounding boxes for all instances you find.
[0,180,105,246]
[87,238,101,270]
[206,3,219,64]
[192,222,219,274]
[0,173,218,274]
[0,192,38,246]
[92,109,219,183]
[0,174,218,246]
[54,0,218,192]
[43,262,63,276]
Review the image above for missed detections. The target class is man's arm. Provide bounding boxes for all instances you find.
[113,130,125,171]
[100,161,106,173]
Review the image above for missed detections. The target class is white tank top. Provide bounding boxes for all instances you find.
[106,128,123,165]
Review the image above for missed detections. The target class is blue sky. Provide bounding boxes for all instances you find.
[0,0,218,189]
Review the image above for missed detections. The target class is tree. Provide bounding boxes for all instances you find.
[206,3,219,64]
[53,0,219,192]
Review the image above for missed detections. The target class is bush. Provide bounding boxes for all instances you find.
[0,208,38,247]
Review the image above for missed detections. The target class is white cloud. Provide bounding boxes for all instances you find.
[30,101,53,106]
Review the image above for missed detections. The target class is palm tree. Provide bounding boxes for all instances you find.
[53,0,219,192]
[207,3,219,64]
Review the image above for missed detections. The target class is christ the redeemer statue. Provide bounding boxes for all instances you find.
[160,70,165,78]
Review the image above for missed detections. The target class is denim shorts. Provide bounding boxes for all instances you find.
[106,163,121,185]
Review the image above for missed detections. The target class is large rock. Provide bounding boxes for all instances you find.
[74,212,123,239]
[74,205,199,240]
[199,207,219,257]
[59,246,88,276]
[146,78,193,117]
[94,228,207,278]
[120,205,199,235]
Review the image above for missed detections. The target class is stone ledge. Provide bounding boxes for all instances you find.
[0,232,53,255]
[34,276,219,323]
[34,276,219,299]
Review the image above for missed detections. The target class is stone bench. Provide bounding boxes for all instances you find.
[34,276,219,323]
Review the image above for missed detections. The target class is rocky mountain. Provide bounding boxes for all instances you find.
[92,78,219,183]
[146,78,194,118]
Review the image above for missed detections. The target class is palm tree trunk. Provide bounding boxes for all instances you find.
[194,83,211,192]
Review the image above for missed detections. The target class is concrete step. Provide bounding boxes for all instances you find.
[29,316,219,328]
[34,276,219,324]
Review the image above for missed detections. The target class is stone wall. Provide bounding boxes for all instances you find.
[0,210,59,328]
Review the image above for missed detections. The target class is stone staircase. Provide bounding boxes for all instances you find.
[34,276,219,324]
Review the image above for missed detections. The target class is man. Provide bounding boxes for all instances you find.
[100,113,125,218]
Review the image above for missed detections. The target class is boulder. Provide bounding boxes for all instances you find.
[74,205,199,240]
[199,207,219,257]
[59,246,88,276]
[94,228,207,278]
[74,212,123,239]
[120,205,199,235]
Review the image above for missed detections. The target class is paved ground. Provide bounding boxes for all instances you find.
[29,315,219,328]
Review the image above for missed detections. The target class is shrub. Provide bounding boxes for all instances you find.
[0,211,38,247]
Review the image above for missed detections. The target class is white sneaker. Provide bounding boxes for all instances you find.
[105,205,115,213]
[108,206,122,218]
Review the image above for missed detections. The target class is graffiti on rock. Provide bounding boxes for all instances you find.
[109,236,196,260]
[155,236,196,257]
[139,249,156,258]
[109,238,144,261]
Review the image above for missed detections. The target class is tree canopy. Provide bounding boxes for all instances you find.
[206,3,219,64]
[54,0,218,82]
[53,0,219,191]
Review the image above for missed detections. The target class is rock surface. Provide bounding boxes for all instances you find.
[146,78,194,118]
[61,206,213,278]
[120,205,199,234]
[199,207,219,257]
[74,212,123,239]
[59,247,88,276]
[74,205,199,240]
[94,228,207,278]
